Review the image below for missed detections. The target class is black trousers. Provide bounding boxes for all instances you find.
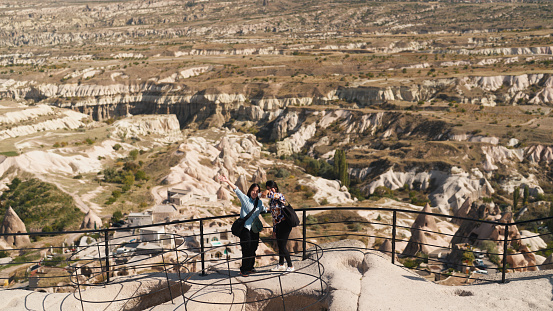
[275,221,293,267]
[239,227,259,273]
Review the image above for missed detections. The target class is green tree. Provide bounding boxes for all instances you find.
[548,204,553,235]
[523,185,529,205]
[129,149,139,161]
[111,211,123,223]
[134,170,148,181]
[513,186,520,210]
[333,149,349,187]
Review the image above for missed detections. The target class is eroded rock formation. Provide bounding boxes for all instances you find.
[81,209,102,230]
[0,206,31,247]
[402,203,449,257]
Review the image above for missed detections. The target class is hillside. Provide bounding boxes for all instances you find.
[0,178,83,232]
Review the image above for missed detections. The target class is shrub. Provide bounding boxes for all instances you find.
[111,211,123,223]
[403,258,419,269]
[271,167,290,179]
[112,144,122,151]
[306,215,317,225]
[462,251,475,263]
[373,186,393,198]
[129,149,139,160]
[480,240,501,265]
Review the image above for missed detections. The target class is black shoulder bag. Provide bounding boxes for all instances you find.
[282,203,300,227]
[231,197,259,237]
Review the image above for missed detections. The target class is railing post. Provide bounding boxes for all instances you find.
[200,219,206,276]
[75,265,85,311]
[226,251,233,295]
[104,229,110,283]
[96,239,105,287]
[302,210,307,260]
[502,223,509,283]
[173,236,185,301]
[391,210,397,264]
[161,251,174,304]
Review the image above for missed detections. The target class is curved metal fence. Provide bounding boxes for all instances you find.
[0,205,552,310]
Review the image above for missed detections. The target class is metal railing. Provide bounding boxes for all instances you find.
[1,205,553,309]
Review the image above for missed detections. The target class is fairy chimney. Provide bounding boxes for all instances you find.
[184,167,199,180]
[413,203,438,232]
[216,136,231,151]
[236,175,249,193]
[252,167,267,184]
[519,245,538,272]
[0,206,31,247]
[402,203,444,257]
[379,239,393,257]
[223,156,236,177]
[453,198,471,225]
[217,186,229,200]
[80,210,102,229]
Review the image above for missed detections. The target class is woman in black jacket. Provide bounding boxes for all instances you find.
[263,180,294,272]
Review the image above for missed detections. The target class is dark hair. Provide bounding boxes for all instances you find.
[265,180,279,193]
[247,183,261,198]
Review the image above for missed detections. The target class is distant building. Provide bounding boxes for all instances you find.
[152,204,178,223]
[135,242,164,256]
[167,188,217,206]
[140,226,165,242]
[128,212,153,226]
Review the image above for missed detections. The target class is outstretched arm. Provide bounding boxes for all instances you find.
[218,175,237,191]
[267,190,286,204]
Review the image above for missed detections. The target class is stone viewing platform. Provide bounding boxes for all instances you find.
[1,239,553,310]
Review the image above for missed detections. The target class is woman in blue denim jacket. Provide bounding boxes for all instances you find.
[219,175,266,277]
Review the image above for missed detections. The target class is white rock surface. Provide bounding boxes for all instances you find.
[520,230,548,251]
[298,176,354,204]
[359,251,553,311]
[364,168,494,214]
[111,114,183,143]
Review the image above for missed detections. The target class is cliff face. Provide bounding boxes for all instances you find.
[3,73,552,128]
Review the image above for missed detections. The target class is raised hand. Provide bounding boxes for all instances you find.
[218,175,229,183]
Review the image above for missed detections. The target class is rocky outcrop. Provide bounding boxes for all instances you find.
[506,252,529,272]
[111,114,183,142]
[402,203,449,257]
[336,81,452,107]
[299,176,353,205]
[441,46,553,56]
[80,210,102,229]
[526,145,553,164]
[0,107,88,141]
[0,206,31,247]
[365,167,493,214]
[378,239,398,261]
[519,230,547,252]
[452,198,472,225]
[216,186,229,201]
[251,167,266,184]
[519,245,538,272]
[543,254,553,270]
[235,175,248,194]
